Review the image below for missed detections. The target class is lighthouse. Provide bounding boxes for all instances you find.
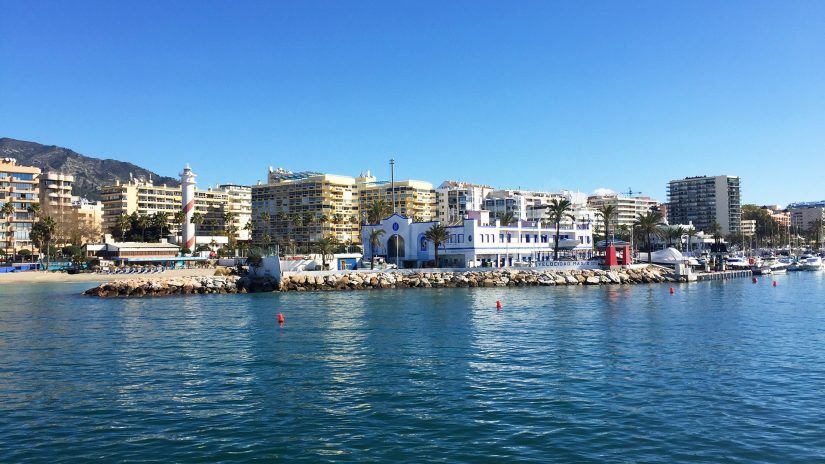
[180,164,197,250]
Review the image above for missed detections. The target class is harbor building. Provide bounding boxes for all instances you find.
[1,158,40,256]
[667,175,741,236]
[251,168,361,247]
[356,171,437,222]
[361,210,593,269]
[787,201,825,230]
[100,174,231,241]
[587,192,659,231]
[435,180,493,224]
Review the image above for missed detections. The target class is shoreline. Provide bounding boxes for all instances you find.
[0,268,218,285]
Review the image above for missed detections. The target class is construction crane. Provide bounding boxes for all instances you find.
[624,187,642,196]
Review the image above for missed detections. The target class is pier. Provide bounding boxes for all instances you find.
[696,269,753,281]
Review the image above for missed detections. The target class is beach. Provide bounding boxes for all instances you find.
[0,268,217,285]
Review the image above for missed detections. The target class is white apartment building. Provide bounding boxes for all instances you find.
[667,175,742,235]
[587,193,659,232]
[218,184,252,241]
[435,180,493,224]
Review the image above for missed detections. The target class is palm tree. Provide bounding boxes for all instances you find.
[32,216,57,269]
[26,202,41,219]
[667,226,685,250]
[2,201,17,260]
[315,236,338,270]
[499,211,517,226]
[596,204,618,245]
[367,200,392,224]
[153,212,170,239]
[685,226,697,253]
[190,212,205,245]
[634,211,664,263]
[708,220,722,244]
[424,223,450,267]
[115,213,131,241]
[368,228,385,269]
[172,210,186,238]
[136,214,151,241]
[545,199,575,260]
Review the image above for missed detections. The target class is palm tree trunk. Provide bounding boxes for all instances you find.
[647,233,653,263]
[434,245,439,268]
[554,221,561,260]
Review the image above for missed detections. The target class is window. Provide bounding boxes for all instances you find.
[525,234,530,243]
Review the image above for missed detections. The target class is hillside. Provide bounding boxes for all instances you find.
[0,138,179,201]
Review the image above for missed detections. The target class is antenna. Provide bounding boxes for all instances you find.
[624,187,642,196]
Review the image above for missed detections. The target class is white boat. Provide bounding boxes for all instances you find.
[726,256,753,270]
[797,255,823,271]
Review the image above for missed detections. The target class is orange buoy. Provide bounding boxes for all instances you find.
[669,287,674,294]
[496,300,502,310]
[277,313,285,325]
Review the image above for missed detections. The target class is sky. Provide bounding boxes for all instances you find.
[1,1,824,205]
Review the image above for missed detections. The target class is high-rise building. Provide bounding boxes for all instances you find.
[38,171,74,218]
[251,168,360,247]
[356,171,437,222]
[667,175,741,235]
[218,184,252,241]
[1,158,40,256]
[587,193,659,232]
[435,180,493,224]
[100,175,230,240]
[787,201,825,230]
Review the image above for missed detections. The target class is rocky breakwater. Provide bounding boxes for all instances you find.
[279,267,680,292]
[84,275,278,297]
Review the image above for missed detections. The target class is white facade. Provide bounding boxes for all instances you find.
[361,211,594,269]
[435,180,493,224]
[587,193,659,230]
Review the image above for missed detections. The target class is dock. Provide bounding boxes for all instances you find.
[696,269,753,281]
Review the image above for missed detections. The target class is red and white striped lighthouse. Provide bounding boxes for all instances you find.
[180,164,197,250]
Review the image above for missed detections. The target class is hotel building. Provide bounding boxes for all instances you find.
[435,180,493,224]
[587,193,659,232]
[356,171,437,222]
[361,210,594,269]
[1,158,40,256]
[218,184,252,241]
[787,201,825,230]
[100,177,231,239]
[251,168,361,246]
[38,171,74,218]
[667,175,742,236]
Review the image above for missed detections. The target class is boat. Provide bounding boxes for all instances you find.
[751,264,773,275]
[797,255,823,271]
[725,256,753,270]
[763,256,790,274]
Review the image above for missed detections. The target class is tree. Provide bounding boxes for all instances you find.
[666,226,685,250]
[1,201,16,259]
[368,228,386,269]
[136,214,151,241]
[685,226,697,253]
[367,200,392,225]
[708,220,722,243]
[190,212,205,245]
[31,216,57,269]
[499,211,517,226]
[26,202,41,219]
[115,213,131,241]
[634,211,664,263]
[596,204,618,244]
[315,236,338,270]
[153,212,170,239]
[173,210,186,235]
[545,199,575,260]
[424,223,450,267]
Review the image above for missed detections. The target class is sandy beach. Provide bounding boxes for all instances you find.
[0,268,217,285]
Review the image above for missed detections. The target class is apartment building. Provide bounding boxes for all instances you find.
[251,168,361,246]
[742,219,757,237]
[38,171,74,217]
[100,177,229,238]
[667,175,742,235]
[435,180,493,224]
[1,158,40,256]
[587,193,659,232]
[787,201,825,230]
[356,171,437,222]
[218,184,252,241]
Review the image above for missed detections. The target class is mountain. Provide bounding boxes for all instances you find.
[0,138,179,201]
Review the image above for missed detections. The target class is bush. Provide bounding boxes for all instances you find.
[246,247,263,268]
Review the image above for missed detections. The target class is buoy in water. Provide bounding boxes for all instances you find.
[773,280,777,287]
[277,313,285,325]
[496,300,502,310]
[752,277,758,284]
[669,287,674,294]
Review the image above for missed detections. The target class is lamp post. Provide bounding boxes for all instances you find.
[389,158,398,267]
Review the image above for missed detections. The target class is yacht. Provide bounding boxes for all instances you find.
[725,256,753,270]
[798,255,824,271]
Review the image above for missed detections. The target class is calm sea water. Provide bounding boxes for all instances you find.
[2,273,825,463]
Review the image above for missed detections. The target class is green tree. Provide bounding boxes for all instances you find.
[424,223,450,267]
[1,202,16,259]
[190,212,205,245]
[634,211,664,263]
[115,213,131,241]
[315,236,338,270]
[31,216,57,269]
[498,211,517,226]
[367,200,392,225]
[685,226,697,253]
[136,214,151,241]
[545,199,575,260]
[368,228,386,269]
[596,204,618,244]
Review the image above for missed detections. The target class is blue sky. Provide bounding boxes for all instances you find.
[1,1,823,205]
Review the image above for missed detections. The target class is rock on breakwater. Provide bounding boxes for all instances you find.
[84,267,679,297]
[279,267,680,292]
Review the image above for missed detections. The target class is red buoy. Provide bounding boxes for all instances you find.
[752,277,758,284]
[773,280,777,287]
[496,300,502,310]
[669,287,674,294]
[277,313,285,325]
